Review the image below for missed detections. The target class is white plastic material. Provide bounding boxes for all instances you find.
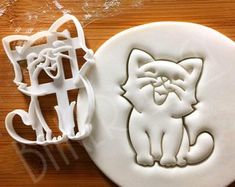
[3,14,95,145]
[78,22,235,187]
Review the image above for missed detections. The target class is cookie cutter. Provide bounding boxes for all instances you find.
[2,14,95,145]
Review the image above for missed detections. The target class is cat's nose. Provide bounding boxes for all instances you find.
[152,77,163,87]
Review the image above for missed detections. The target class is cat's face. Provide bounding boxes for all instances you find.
[2,16,80,86]
[122,49,203,117]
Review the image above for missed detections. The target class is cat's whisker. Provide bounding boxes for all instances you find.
[166,83,185,100]
[171,80,186,91]
[138,77,158,89]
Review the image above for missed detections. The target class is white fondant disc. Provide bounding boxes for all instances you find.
[78,22,235,187]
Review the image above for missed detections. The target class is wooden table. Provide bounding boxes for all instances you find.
[0,0,235,186]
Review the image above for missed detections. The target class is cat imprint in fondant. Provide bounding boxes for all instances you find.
[122,49,214,167]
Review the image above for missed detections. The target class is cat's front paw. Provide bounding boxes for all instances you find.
[152,151,162,161]
[136,154,154,166]
[160,155,177,167]
[45,129,52,141]
[37,134,45,142]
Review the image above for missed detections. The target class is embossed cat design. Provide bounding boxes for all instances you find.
[122,49,214,167]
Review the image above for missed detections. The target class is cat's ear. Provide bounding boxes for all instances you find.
[2,35,30,85]
[128,49,154,76]
[49,14,85,44]
[178,58,203,84]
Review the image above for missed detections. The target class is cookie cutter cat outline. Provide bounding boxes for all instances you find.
[122,49,214,167]
[2,14,95,145]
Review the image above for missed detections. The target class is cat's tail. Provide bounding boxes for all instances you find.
[177,129,214,166]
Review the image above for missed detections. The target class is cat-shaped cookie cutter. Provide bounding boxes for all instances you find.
[2,14,95,145]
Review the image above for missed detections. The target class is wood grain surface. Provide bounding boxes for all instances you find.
[1,0,235,186]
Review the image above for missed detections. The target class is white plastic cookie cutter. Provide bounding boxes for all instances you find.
[2,14,95,145]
